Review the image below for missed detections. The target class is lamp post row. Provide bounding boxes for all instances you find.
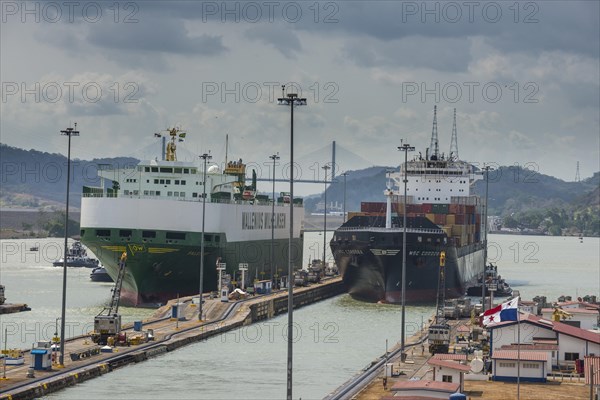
[398,142,414,361]
[58,123,79,368]
[198,152,212,321]
[277,86,306,400]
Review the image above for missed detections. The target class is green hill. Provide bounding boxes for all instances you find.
[0,144,138,209]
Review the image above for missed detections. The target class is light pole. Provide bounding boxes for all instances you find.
[58,123,79,367]
[277,85,306,400]
[198,152,212,321]
[341,172,349,223]
[270,153,280,281]
[398,141,414,362]
[482,165,493,312]
[322,165,330,267]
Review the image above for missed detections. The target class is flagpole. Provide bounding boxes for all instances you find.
[517,307,521,400]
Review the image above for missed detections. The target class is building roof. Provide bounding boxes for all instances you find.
[533,338,558,345]
[500,344,558,351]
[456,325,470,333]
[381,397,441,400]
[556,301,600,310]
[432,353,467,361]
[391,380,460,393]
[542,307,600,315]
[427,358,472,372]
[552,320,600,344]
[491,350,549,361]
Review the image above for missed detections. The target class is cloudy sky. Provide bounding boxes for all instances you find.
[1,1,598,194]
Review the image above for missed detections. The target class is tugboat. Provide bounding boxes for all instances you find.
[52,240,100,268]
[90,266,113,282]
[466,263,513,297]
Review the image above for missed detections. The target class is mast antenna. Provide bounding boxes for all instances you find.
[575,161,581,182]
[449,108,459,160]
[429,105,439,159]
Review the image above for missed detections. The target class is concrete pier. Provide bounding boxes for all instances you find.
[0,277,345,400]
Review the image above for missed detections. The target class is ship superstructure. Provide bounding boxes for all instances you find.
[80,129,303,306]
[330,107,485,303]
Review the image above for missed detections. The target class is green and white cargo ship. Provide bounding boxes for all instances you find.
[80,129,303,306]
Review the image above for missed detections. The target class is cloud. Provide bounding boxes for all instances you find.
[245,25,302,58]
[341,35,472,72]
[87,17,226,56]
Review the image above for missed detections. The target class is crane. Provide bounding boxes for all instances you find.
[92,251,127,345]
[428,251,451,354]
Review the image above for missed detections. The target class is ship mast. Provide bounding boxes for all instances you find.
[449,108,459,161]
[429,105,439,160]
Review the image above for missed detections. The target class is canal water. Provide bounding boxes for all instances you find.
[0,233,598,399]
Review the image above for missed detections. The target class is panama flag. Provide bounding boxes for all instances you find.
[482,297,520,327]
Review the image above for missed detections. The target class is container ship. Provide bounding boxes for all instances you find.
[330,107,485,303]
[80,129,303,306]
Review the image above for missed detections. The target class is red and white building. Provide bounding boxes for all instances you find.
[491,350,549,382]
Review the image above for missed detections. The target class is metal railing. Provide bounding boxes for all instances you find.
[335,226,445,234]
[82,192,303,207]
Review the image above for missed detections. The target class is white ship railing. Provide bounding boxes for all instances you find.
[82,193,302,207]
[336,227,445,234]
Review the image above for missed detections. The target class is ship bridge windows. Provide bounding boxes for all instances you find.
[184,168,190,174]
[142,230,156,238]
[160,167,173,173]
[145,167,150,172]
[174,168,182,174]
[151,167,158,172]
[96,229,110,237]
[166,231,186,241]
[119,229,132,238]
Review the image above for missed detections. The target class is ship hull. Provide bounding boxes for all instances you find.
[331,227,484,304]
[82,230,302,306]
[80,197,303,306]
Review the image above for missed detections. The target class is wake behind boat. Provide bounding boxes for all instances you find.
[330,107,485,303]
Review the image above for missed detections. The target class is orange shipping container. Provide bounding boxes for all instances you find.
[446,214,456,225]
